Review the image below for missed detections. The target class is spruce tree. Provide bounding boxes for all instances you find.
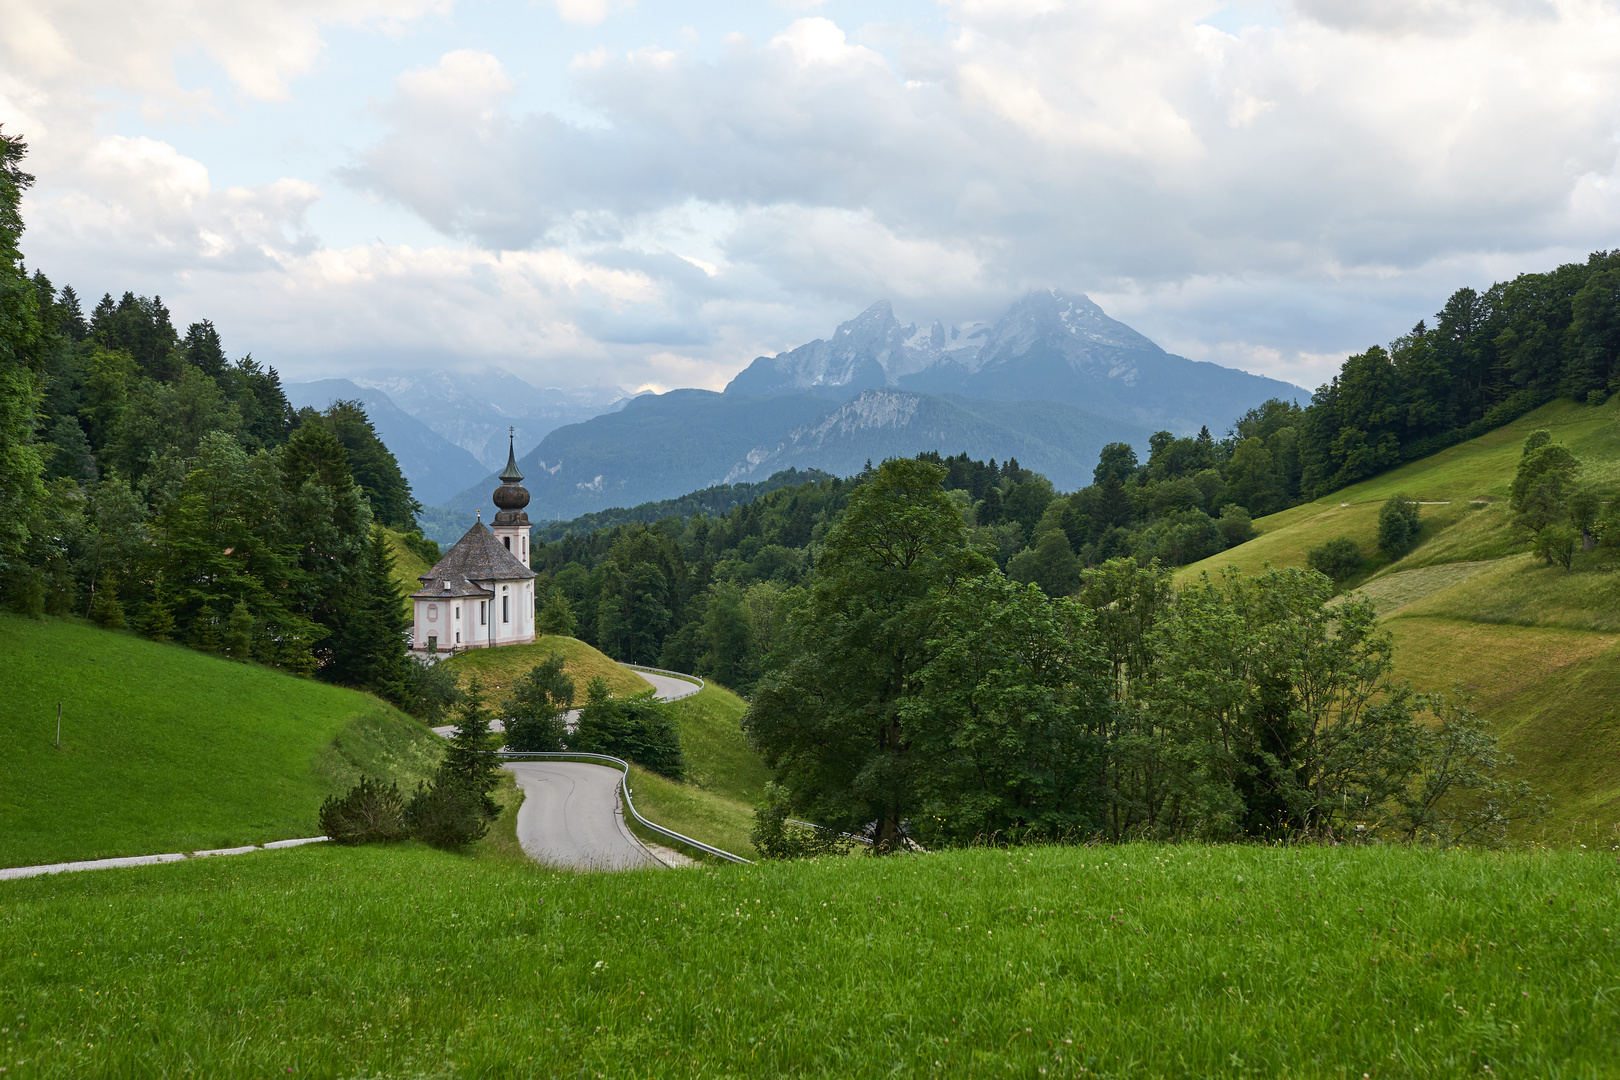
[140,585,174,641]
[224,599,254,660]
[89,576,127,629]
[437,677,502,820]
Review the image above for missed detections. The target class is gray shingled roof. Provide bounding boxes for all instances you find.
[408,571,493,601]
[418,521,537,586]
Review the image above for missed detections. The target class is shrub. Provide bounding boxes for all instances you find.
[401,659,462,724]
[572,677,687,780]
[1306,536,1363,582]
[1376,493,1422,557]
[405,779,489,850]
[503,653,576,753]
[750,783,854,860]
[1216,504,1256,548]
[319,776,409,845]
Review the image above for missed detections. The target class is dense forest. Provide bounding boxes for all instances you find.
[0,129,442,713]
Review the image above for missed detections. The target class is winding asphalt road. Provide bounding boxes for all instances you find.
[497,666,700,871]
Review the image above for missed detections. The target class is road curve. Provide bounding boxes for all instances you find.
[501,664,701,871]
[506,760,659,870]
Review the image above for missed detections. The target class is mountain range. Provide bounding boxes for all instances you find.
[282,379,490,507]
[727,290,1299,434]
[293,290,1305,543]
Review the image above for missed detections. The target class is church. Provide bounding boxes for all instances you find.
[409,433,537,655]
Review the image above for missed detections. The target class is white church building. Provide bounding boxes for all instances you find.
[410,435,537,655]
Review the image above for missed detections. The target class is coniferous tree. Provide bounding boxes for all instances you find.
[223,599,254,660]
[435,677,502,820]
[0,126,47,579]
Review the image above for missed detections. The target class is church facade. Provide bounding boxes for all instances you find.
[409,436,537,656]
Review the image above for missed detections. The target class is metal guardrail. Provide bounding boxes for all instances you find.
[502,751,752,865]
[617,662,705,691]
[787,817,874,846]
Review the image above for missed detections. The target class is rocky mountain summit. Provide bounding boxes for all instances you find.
[726,289,1299,433]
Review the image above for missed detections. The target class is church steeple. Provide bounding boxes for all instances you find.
[499,427,524,483]
[489,427,531,569]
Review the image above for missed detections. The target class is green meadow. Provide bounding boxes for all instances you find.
[1180,395,1620,838]
[2,841,1615,1079]
[0,614,441,869]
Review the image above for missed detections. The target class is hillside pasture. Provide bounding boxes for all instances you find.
[0,615,441,869]
[440,636,651,699]
[0,841,1614,1078]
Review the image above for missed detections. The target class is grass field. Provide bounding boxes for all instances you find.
[441,636,651,700]
[0,614,442,869]
[1,840,1615,1078]
[1175,395,1620,838]
[383,527,432,615]
[1179,395,1620,585]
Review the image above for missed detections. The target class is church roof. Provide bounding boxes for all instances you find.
[418,520,537,586]
[408,571,493,601]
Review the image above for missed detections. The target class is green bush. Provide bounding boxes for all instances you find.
[502,653,575,753]
[1306,536,1363,582]
[405,779,488,850]
[1376,492,1422,556]
[318,776,409,845]
[571,677,687,780]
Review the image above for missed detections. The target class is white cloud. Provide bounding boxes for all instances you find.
[16,0,1620,394]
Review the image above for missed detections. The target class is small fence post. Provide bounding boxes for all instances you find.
[55,701,62,748]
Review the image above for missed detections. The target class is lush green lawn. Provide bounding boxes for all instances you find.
[1,842,1615,1078]
[0,615,442,869]
[443,636,651,700]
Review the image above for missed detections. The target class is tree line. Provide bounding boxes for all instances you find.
[745,459,1541,853]
[0,129,442,715]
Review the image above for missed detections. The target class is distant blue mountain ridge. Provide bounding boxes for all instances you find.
[426,291,1304,540]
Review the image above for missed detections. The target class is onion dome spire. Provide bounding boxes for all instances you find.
[499,427,524,483]
[491,427,531,519]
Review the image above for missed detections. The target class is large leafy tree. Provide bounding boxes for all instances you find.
[904,574,1109,844]
[1143,566,1425,839]
[745,457,991,851]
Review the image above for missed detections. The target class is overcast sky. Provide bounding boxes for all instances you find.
[6,0,1620,395]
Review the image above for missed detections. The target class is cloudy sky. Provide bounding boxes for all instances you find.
[6,0,1620,395]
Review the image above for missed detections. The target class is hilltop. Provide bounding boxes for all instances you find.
[1181,395,1620,836]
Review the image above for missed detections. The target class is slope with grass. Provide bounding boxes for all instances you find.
[622,681,768,858]
[1,839,1614,1077]
[440,635,652,699]
[1179,395,1620,835]
[0,614,442,869]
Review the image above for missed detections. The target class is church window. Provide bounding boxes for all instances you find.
[503,537,510,550]
[503,595,510,622]
[480,601,487,625]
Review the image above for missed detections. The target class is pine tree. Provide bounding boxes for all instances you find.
[140,585,174,642]
[89,575,127,629]
[224,599,254,660]
[322,527,411,701]
[437,677,502,820]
